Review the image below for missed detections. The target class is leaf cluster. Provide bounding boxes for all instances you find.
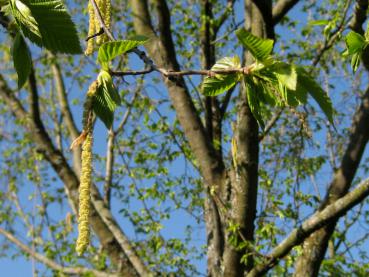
[202,29,334,128]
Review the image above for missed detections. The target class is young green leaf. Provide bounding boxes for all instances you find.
[11,32,32,89]
[244,76,265,129]
[10,0,41,43]
[351,52,361,73]
[202,56,241,96]
[345,31,366,55]
[203,75,240,96]
[297,68,334,124]
[11,0,82,54]
[272,62,298,91]
[235,28,274,62]
[93,70,121,129]
[98,38,148,67]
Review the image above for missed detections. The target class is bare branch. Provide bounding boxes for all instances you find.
[110,67,251,77]
[0,227,115,277]
[272,0,300,25]
[50,53,82,173]
[258,108,284,142]
[247,177,369,277]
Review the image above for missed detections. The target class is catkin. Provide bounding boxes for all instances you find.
[85,0,112,54]
[75,131,93,256]
[74,81,98,255]
[85,1,95,55]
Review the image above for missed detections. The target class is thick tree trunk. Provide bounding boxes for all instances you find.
[221,1,273,276]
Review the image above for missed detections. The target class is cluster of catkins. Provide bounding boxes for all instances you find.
[85,0,111,55]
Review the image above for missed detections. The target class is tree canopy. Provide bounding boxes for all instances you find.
[0,0,369,276]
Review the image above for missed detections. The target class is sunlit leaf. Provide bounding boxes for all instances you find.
[236,28,274,61]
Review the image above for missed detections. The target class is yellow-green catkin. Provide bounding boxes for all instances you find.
[96,0,111,45]
[75,81,98,255]
[85,1,95,55]
[76,131,93,256]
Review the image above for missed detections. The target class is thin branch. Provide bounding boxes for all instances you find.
[111,67,252,77]
[0,228,116,277]
[259,108,284,141]
[86,28,104,41]
[89,184,152,277]
[247,177,369,277]
[50,52,81,173]
[311,0,352,67]
[219,86,236,119]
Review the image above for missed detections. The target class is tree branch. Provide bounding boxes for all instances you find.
[0,74,140,277]
[50,53,82,173]
[349,0,368,33]
[130,0,225,188]
[272,0,300,25]
[247,177,369,277]
[0,227,115,277]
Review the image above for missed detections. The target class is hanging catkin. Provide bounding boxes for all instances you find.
[85,1,95,55]
[85,0,111,55]
[75,130,93,256]
[75,81,98,255]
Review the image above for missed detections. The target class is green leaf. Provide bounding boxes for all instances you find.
[11,0,82,54]
[235,28,274,61]
[272,62,298,91]
[244,76,265,128]
[308,19,329,26]
[98,38,148,66]
[203,75,239,96]
[351,52,361,73]
[202,56,241,96]
[10,0,41,43]
[345,31,366,55]
[297,68,334,124]
[93,70,121,129]
[211,56,241,71]
[12,32,32,89]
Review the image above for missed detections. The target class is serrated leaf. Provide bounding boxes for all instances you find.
[203,74,239,96]
[11,0,81,54]
[236,28,274,61]
[244,76,264,129]
[211,56,241,71]
[94,70,121,129]
[345,31,366,55]
[257,80,281,107]
[10,0,41,43]
[202,56,241,96]
[297,68,334,124]
[98,38,148,66]
[12,32,32,89]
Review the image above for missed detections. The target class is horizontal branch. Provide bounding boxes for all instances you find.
[0,227,115,277]
[247,177,369,276]
[110,67,251,77]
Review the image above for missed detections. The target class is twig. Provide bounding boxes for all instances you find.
[86,28,104,41]
[258,108,284,141]
[111,67,252,77]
